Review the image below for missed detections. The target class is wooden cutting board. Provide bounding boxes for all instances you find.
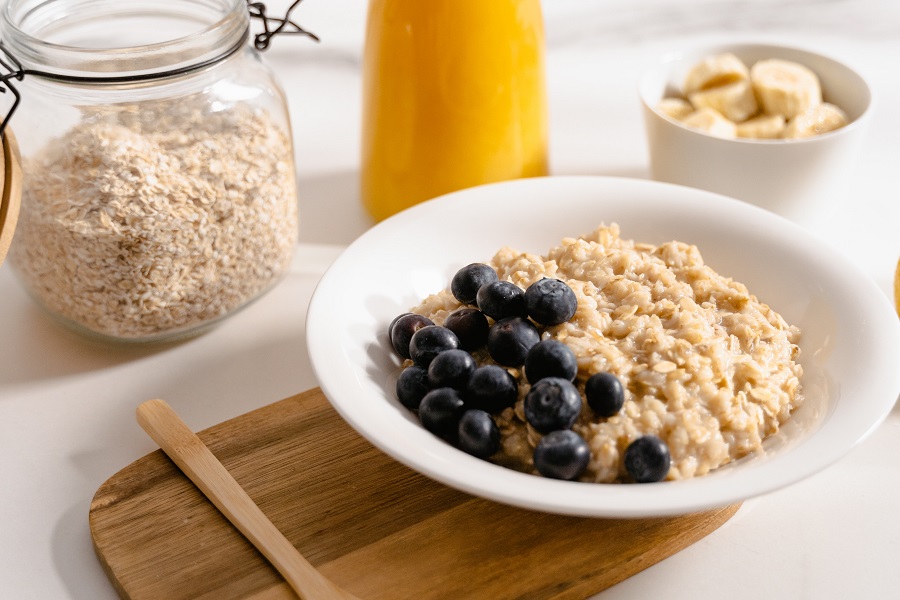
[89,387,739,600]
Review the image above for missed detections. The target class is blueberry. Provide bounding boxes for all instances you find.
[624,435,671,483]
[388,312,412,340]
[390,313,434,359]
[457,409,500,458]
[409,325,459,368]
[427,349,476,390]
[524,377,582,433]
[451,263,499,305]
[487,317,540,367]
[476,280,527,321]
[525,278,577,326]
[585,372,625,417]
[396,365,431,410]
[524,339,578,384]
[418,388,465,440]
[533,430,590,480]
[444,308,490,351]
[465,365,519,413]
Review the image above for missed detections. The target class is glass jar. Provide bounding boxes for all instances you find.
[360,0,548,222]
[0,0,299,343]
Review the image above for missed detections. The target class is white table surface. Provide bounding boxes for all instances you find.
[2,1,899,598]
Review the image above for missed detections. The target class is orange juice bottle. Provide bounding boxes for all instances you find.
[360,0,549,221]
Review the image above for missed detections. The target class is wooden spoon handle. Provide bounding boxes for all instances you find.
[136,399,359,600]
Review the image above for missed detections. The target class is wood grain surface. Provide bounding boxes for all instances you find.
[0,130,22,267]
[90,388,740,600]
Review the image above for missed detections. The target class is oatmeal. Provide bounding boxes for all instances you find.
[404,224,803,482]
[9,99,298,340]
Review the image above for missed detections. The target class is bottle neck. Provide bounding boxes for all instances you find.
[0,0,249,82]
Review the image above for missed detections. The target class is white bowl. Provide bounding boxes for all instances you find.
[639,43,873,224]
[306,176,900,518]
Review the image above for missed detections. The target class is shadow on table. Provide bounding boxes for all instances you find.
[53,500,119,600]
[297,169,374,246]
[0,299,179,386]
[145,333,320,427]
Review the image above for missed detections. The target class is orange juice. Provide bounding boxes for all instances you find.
[361,0,548,221]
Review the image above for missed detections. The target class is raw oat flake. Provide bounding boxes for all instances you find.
[10,99,298,340]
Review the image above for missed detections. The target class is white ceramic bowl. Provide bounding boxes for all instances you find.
[639,43,873,224]
[306,176,900,518]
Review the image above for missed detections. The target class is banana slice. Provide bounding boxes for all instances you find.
[683,53,750,95]
[682,108,737,139]
[751,59,822,119]
[736,114,786,139]
[689,79,759,123]
[656,97,694,121]
[783,103,848,138]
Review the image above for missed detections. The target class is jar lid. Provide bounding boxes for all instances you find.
[0,129,22,267]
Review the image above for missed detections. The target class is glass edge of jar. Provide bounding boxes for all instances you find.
[0,0,250,79]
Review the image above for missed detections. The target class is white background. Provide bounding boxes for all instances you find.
[1,1,899,598]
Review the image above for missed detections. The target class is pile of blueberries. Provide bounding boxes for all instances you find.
[389,263,671,483]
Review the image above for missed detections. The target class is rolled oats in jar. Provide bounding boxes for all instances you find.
[0,0,301,342]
